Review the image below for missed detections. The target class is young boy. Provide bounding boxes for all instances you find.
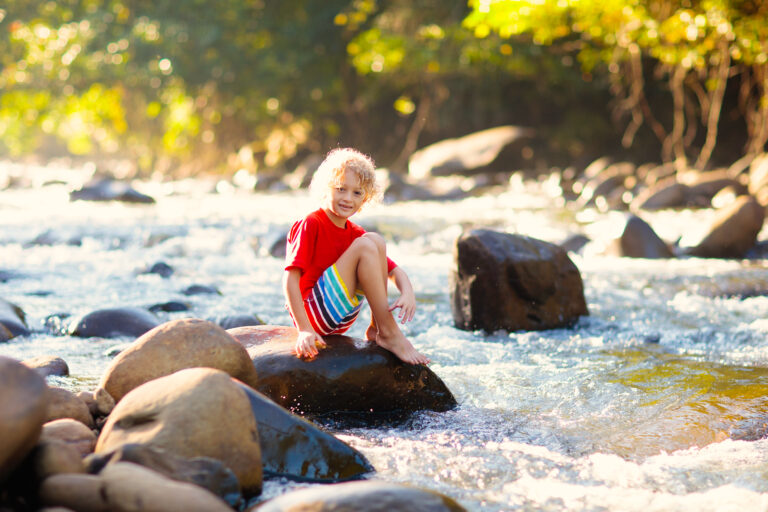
[283,148,430,365]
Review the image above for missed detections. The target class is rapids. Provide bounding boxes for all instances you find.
[2,163,768,511]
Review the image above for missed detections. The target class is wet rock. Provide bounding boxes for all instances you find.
[686,195,765,258]
[99,318,259,403]
[614,215,674,258]
[40,418,97,459]
[0,298,30,341]
[233,380,374,482]
[148,300,190,313]
[40,462,233,512]
[143,261,174,278]
[450,229,588,332]
[251,480,466,512]
[22,355,69,378]
[212,314,264,330]
[0,356,48,481]
[67,307,160,338]
[86,443,242,509]
[45,387,95,428]
[408,125,535,180]
[182,284,222,295]
[95,368,263,496]
[230,325,457,417]
[69,178,155,204]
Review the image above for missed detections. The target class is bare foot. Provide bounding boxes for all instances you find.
[364,323,378,341]
[376,331,430,365]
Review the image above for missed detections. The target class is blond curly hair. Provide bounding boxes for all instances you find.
[309,148,381,206]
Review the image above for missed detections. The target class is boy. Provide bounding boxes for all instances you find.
[283,148,430,365]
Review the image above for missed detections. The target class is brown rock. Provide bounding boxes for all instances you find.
[687,195,766,258]
[616,215,674,258]
[45,387,94,428]
[0,356,48,481]
[30,441,86,480]
[38,473,106,512]
[41,418,97,458]
[95,368,262,496]
[99,318,259,403]
[251,480,466,512]
[22,355,69,377]
[450,229,588,332]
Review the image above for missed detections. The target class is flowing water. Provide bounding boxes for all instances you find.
[3,163,768,511]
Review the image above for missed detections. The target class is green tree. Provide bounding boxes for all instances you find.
[465,0,768,169]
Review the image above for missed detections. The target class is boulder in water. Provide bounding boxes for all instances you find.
[67,307,160,338]
[229,325,457,418]
[0,298,29,341]
[614,215,674,258]
[22,355,69,378]
[70,178,155,204]
[95,367,263,496]
[686,195,765,258]
[235,380,374,482]
[99,318,260,403]
[450,229,588,332]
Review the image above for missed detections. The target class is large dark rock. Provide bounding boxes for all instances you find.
[250,480,466,512]
[0,298,30,341]
[408,125,535,180]
[615,215,674,258]
[229,325,457,418]
[450,229,588,332]
[234,381,373,483]
[0,356,48,482]
[67,307,160,338]
[686,195,765,258]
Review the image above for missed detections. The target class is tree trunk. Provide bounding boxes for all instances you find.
[695,40,731,170]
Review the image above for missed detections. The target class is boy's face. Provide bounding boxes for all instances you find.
[324,169,365,227]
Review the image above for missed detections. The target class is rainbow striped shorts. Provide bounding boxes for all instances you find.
[305,264,365,335]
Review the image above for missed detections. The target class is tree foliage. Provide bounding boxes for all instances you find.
[465,0,768,168]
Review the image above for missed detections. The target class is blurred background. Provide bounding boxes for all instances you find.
[0,0,766,179]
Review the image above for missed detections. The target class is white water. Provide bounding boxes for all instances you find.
[3,164,768,511]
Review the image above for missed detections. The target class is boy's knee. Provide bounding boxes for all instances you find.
[361,232,386,250]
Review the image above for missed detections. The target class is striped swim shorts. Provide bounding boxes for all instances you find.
[305,264,365,335]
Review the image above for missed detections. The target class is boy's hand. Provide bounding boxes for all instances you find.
[294,330,326,359]
[389,290,416,324]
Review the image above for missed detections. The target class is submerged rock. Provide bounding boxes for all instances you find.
[229,325,457,418]
[99,318,260,403]
[251,480,466,512]
[95,368,263,496]
[450,229,588,332]
[235,381,373,483]
[0,356,48,482]
[67,307,160,338]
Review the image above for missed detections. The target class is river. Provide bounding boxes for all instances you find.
[2,163,768,511]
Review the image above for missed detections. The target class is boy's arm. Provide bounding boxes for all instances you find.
[388,266,416,324]
[283,268,326,358]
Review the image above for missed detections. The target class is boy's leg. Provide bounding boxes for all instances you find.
[335,233,429,365]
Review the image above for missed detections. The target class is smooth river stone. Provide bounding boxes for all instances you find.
[228,325,457,417]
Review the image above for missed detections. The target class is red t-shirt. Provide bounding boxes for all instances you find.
[285,208,396,298]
